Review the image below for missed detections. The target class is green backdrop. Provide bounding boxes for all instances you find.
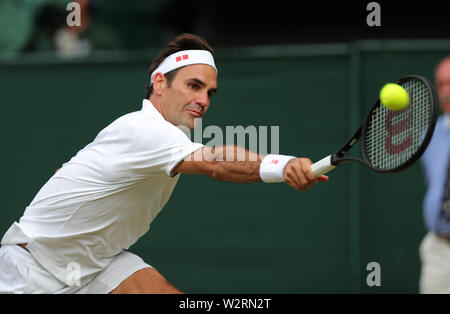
[1,40,449,293]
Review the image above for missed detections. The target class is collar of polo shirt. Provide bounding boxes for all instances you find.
[150,50,217,84]
[141,99,164,120]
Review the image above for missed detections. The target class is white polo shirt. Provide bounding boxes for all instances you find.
[1,99,203,285]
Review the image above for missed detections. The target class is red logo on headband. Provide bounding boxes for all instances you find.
[176,54,189,62]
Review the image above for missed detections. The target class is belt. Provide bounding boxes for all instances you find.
[437,234,450,243]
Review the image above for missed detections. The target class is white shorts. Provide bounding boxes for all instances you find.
[0,245,152,294]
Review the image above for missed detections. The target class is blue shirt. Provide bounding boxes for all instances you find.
[421,114,450,234]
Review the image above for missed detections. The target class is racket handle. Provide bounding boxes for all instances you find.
[311,155,336,176]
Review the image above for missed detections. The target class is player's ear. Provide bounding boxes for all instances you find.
[152,72,167,96]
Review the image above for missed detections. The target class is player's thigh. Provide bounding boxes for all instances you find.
[109,267,183,294]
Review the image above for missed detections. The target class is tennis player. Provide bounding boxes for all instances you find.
[0,33,328,294]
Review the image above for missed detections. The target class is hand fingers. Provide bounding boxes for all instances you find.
[297,159,317,189]
[284,158,315,191]
[301,159,318,183]
[285,176,305,191]
[284,159,329,191]
[284,160,306,191]
[317,175,329,182]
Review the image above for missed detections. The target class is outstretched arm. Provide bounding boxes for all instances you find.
[172,145,328,191]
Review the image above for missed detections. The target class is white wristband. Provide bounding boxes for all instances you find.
[259,154,296,183]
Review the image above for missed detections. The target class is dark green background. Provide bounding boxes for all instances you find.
[1,40,448,293]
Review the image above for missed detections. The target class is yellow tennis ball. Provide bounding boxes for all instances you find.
[379,83,410,111]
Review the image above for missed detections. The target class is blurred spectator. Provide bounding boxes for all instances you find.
[0,0,121,59]
[0,0,44,58]
[419,56,450,293]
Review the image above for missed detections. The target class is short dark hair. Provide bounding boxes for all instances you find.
[145,33,214,99]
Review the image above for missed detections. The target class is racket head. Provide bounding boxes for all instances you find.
[361,75,438,173]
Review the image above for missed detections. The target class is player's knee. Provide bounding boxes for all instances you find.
[111,267,182,294]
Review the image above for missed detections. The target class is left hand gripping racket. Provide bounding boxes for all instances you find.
[311,75,438,176]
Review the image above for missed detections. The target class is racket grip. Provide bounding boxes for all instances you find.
[311,155,336,176]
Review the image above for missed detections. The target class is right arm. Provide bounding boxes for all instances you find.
[172,145,262,183]
[172,145,328,191]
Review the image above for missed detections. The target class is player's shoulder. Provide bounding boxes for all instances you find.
[113,109,189,141]
[104,110,157,131]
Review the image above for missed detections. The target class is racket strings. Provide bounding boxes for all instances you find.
[365,80,432,171]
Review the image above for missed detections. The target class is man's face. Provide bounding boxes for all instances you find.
[435,59,450,113]
[160,64,217,130]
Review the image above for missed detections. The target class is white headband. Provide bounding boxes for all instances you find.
[150,50,217,83]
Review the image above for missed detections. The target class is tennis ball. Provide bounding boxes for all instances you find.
[379,83,410,111]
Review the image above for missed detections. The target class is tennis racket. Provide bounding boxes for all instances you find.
[311,75,438,176]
